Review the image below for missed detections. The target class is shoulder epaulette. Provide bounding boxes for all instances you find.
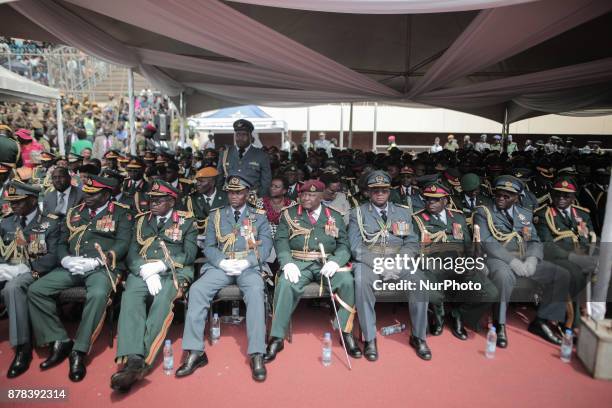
[136,211,151,218]
[47,213,59,220]
[112,201,130,209]
[179,178,195,184]
[177,210,193,218]
[448,208,463,213]
[413,209,425,216]
[281,202,298,212]
[396,204,412,210]
[534,204,547,213]
[571,204,590,213]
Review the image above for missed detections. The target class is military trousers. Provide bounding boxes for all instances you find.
[1,272,35,347]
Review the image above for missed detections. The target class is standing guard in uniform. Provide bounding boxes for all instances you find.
[28,175,133,382]
[349,171,431,361]
[177,174,272,382]
[265,180,362,362]
[0,181,60,378]
[473,176,571,348]
[111,180,197,392]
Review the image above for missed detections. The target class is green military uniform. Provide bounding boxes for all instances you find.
[28,176,133,354]
[186,187,228,233]
[457,173,493,226]
[116,180,197,367]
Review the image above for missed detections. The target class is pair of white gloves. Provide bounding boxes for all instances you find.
[139,260,168,296]
[0,263,30,281]
[219,259,250,276]
[509,256,538,277]
[282,261,340,284]
[61,256,101,276]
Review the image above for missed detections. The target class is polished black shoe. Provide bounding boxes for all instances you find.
[264,338,284,363]
[40,340,73,370]
[409,335,432,361]
[528,319,562,346]
[363,339,378,362]
[429,312,444,336]
[7,344,32,378]
[250,354,267,382]
[450,314,468,341]
[68,351,86,382]
[110,356,145,392]
[342,332,362,359]
[175,351,208,378]
[495,323,508,348]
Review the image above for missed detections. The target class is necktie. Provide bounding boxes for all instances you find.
[20,216,26,229]
[380,209,387,223]
[89,210,96,219]
[503,209,513,225]
[205,196,211,206]
[308,211,317,225]
[238,148,245,159]
[56,192,65,213]
[157,217,166,229]
[234,210,241,223]
[470,198,476,209]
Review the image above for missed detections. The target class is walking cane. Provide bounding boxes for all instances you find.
[319,243,352,370]
[94,243,117,293]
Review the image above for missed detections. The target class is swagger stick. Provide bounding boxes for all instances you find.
[159,241,179,290]
[319,243,352,370]
[94,243,117,292]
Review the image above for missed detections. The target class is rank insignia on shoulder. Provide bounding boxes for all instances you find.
[47,213,59,219]
[176,210,193,219]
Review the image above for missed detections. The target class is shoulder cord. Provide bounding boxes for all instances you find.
[413,214,448,243]
[355,205,389,246]
[214,209,237,253]
[136,216,156,258]
[479,206,524,258]
[65,207,89,256]
[283,209,311,252]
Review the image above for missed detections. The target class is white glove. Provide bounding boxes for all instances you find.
[234,260,250,272]
[568,253,597,272]
[0,265,11,282]
[320,261,340,278]
[70,257,101,275]
[3,263,30,279]
[139,260,167,280]
[510,258,529,277]
[523,256,538,277]
[61,256,84,271]
[283,263,301,284]
[588,302,607,321]
[219,259,239,274]
[145,274,162,296]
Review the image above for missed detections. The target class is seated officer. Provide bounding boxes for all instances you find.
[412,182,498,340]
[265,180,361,363]
[28,175,133,382]
[456,173,492,224]
[349,171,430,361]
[473,176,571,348]
[534,176,597,327]
[111,180,197,392]
[177,174,272,382]
[0,181,60,378]
[186,166,228,237]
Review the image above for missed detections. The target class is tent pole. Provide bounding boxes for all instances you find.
[348,102,354,149]
[372,103,378,153]
[592,170,612,318]
[179,92,185,148]
[339,104,344,150]
[56,97,64,156]
[306,106,311,147]
[501,106,509,153]
[128,68,136,155]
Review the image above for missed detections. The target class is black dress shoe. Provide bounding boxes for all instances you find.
[528,319,562,346]
[7,344,32,378]
[250,354,267,382]
[495,323,508,348]
[175,351,208,378]
[409,335,432,361]
[429,312,444,336]
[341,332,362,359]
[363,339,378,362]
[40,340,73,370]
[111,356,145,392]
[450,314,468,341]
[264,338,284,363]
[68,351,86,382]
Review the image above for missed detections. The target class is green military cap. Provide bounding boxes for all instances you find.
[494,175,523,194]
[82,175,118,193]
[233,119,254,133]
[225,174,252,191]
[147,179,179,198]
[0,133,20,168]
[366,170,391,188]
[5,180,41,201]
[460,173,481,192]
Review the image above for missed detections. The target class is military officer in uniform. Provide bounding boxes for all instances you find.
[284,164,302,201]
[412,182,498,340]
[456,173,492,225]
[218,119,272,197]
[349,171,431,361]
[28,175,133,381]
[177,174,272,382]
[265,180,362,362]
[111,180,197,392]
[0,181,60,378]
[473,176,571,347]
[512,168,539,211]
[122,156,151,214]
[186,166,228,236]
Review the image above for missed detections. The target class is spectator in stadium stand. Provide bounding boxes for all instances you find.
[430,136,443,153]
[444,134,459,151]
[463,135,474,150]
[70,129,94,156]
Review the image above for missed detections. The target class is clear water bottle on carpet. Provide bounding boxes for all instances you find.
[211,313,221,344]
[163,339,173,375]
[560,329,573,363]
[381,323,406,336]
[322,332,332,367]
[485,325,496,359]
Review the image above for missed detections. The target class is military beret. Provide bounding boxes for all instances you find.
[422,182,450,198]
[301,179,324,193]
[225,174,252,191]
[367,170,391,188]
[195,167,218,179]
[552,176,578,193]
[5,180,41,201]
[147,179,179,198]
[82,175,118,193]
[460,173,480,192]
[145,123,157,131]
[233,119,254,133]
[494,175,522,194]
[15,128,33,141]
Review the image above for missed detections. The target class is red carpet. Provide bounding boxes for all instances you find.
[1,303,611,408]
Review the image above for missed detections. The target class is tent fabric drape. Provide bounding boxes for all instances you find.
[0,65,60,103]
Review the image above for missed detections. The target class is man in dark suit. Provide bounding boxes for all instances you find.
[217,119,271,197]
[42,167,84,217]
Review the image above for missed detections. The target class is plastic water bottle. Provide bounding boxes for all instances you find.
[381,323,406,336]
[322,332,332,367]
[560,329,573,363]
[485,325,497,359]
[162,339,173,375]
[231,301,240,323]
[211,313,221,344]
